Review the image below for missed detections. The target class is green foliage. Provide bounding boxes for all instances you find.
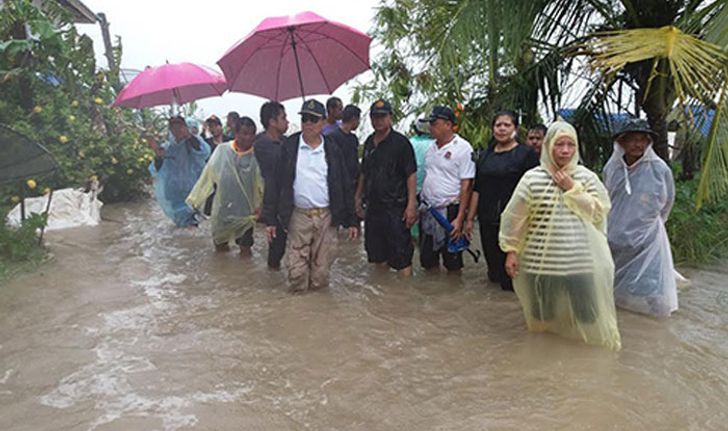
[668,177,728,264]
[0,0,161,204]
[0,212,48,282]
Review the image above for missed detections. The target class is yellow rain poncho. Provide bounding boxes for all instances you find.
[499,121,621,351]
[186,142,263,246]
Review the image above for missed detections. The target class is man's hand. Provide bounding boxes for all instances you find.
[348,226,358,240]
[505,252,519,279]
[464,219,474,240]
[265,225,277,243]
[450,217,464,239]
[553,170,575,191]
[403,203,418,228]
[355,196,365,219]
[148,137,165,158]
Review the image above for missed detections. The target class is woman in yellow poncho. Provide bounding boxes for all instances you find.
[499,121,621,350]
[187,117,263,257]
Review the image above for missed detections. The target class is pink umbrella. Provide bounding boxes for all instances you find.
[217,11,371,101]
[112,62,227,108]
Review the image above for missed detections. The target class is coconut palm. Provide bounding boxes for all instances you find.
[362,0,728,206]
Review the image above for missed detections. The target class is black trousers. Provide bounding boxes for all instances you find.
[419,204,464,271]
[268,220,287,268]
[480,220,512,290]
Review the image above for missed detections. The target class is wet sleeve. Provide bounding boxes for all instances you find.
[459,147,476,179]
[563,171,611,231]
[401,138,417,177]
[262,143,284,226]
[660,166,675,222]
[185,162,214,210]
[499,177,531,254]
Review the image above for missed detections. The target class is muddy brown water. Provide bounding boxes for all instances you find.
[1,200,727,431]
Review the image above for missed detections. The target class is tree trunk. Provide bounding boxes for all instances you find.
[639,59,674,163]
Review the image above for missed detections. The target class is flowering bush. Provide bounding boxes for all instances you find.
[0,0,164,206]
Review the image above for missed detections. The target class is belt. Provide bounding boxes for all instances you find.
[294,207,330,216]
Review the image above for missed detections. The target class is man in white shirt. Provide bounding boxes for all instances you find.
[419,105,475,272]
[262,99,358,292]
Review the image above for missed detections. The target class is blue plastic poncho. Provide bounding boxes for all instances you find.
[603,142,678,317]
[149,134,210,226]
[500,121,621,351]
[186,142,263,245]
[410,134,434,193]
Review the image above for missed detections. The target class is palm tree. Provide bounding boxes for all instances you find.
[362,0,728,207]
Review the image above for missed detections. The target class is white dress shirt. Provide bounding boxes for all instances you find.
[293,134,330,209]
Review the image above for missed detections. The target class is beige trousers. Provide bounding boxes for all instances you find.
[285,207,337,292]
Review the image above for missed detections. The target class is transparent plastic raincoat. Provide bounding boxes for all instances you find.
[603,142,677,317]
[499,121,621,350]
[186,142,263,245]
[148,134,210,226]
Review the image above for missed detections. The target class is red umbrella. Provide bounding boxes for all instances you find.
[112,62,227,108]
[217,11,371,101]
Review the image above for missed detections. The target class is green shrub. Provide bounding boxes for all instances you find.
[0,0,163,205]
[0,212,48,282]
[668,178,728,265]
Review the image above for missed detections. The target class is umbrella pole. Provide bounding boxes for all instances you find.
[287,27,306,101]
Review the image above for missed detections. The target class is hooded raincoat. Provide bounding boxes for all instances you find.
[186,141,263,246]
[499,121,621,350]
[603,142,677,317]
[149,134,210,227]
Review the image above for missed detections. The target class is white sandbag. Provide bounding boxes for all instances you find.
[6,186,102,231]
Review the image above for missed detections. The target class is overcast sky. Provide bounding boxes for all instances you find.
[76,0,380,126]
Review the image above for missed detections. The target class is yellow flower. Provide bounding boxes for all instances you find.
[78,150,85,159]
[71,100,79,108]
[43,187,51,195]
[90,175,98,182]
[126,168,134,175]
[111,157,119,165]
[33,105,43,113]
[11,196,20,203]
[94,97,104,105]
[59,135,69,144]
[69,115,76,122]
[26,179,37,189]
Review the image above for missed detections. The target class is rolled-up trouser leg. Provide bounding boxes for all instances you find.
[286,210,314,291]
[309,210,337,290]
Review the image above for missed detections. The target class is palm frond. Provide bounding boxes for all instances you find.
[696,85,728,208]
[582,26,728,206]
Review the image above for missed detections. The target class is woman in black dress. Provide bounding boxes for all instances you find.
[465,111,538,290]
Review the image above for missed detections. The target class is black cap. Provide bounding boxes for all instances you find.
[427,105,456,124]
[613,118,657,140]
[370,99,392,115]
[298,99,326,117]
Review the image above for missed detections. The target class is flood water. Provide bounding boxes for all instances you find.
[1,199,727,431]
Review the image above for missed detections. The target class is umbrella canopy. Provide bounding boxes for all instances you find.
[218,11,371,101]
[112,62,227,109]
[0,124,58,185]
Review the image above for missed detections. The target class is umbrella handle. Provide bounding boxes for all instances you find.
[287,27,306,101]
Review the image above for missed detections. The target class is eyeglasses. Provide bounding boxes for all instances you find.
[301,114,321,124]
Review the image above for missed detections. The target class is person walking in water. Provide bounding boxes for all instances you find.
[187,117,263,258]
[262,99,358,292]
[148,116,210,227]
[604,118,678,317]
[419,105,475,273]
[255,101,290,270]
[465,111,538,290]
[356,99,418,277]
[499,120,621,351]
